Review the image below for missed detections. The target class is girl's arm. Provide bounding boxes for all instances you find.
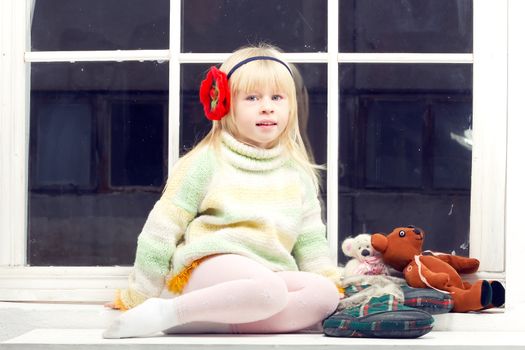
[113,148,216,310]
[292,207,341,285]
[115,199,194,310]
[292,176,341,285]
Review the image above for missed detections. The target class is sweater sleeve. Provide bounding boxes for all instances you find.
[291,174,341,285]
[116,147,216,309]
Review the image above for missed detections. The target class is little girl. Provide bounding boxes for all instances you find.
[103,44,341,339]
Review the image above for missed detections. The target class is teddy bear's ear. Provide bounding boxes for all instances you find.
[341,238,354,256]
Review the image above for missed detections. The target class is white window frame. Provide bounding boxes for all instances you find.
[0,0,518,305]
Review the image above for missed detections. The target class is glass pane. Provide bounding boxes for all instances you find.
[29,61,168,266]
[339,0,472,53]
[181,0,327,53]
[110,103,165,187]
[32,103,93,188]
[31,0,169,51]
[180,62,328,201]
[338,63,472,263]
[365,100,426,188]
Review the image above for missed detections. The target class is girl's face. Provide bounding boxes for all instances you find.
[232,86,290,149]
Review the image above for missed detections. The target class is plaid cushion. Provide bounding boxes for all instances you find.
[344,283,453,315]
[401,285,453,314]
[344,283,373,296]
[323,295,434,338]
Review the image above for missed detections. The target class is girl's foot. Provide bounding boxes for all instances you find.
[103,298,178,338]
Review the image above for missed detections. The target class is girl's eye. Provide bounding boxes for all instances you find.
[246,95,258,101]
[272,95,283,101]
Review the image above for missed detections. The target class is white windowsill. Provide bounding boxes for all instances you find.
[4,329,525,350]
[1,302,525,349]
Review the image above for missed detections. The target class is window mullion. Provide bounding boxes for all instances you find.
[168,0,182,170]
[0,0,29,267]
[326,0,339,263]
[178,52,330,64]
[338,53,473,64]
[470,0,507,272]
[24,50,170,63]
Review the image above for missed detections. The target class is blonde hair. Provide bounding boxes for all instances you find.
[189,44,322,191]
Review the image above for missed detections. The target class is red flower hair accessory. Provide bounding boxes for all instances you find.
[199,66,230,121]
[199,56,292,121]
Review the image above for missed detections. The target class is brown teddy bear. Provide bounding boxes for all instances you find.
[371,226,505,312]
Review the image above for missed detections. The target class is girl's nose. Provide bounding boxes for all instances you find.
[261,97,274,114]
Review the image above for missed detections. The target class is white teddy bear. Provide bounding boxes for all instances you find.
[338,233,405,311]
[341,233,389,278]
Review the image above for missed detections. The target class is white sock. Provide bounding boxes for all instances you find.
[103,298,181,339]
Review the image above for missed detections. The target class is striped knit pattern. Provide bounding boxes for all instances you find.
[117,131,339,309]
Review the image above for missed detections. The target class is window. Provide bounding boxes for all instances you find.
[0,0,510,303]
[30,0,170,51]
[338,63,473,261]
[28,61,168,266]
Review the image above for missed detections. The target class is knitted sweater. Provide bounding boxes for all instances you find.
[118,131,340,309]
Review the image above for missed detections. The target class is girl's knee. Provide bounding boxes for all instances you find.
[306,274,340,316]
[253,274,288,315]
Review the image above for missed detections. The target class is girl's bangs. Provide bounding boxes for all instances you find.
[232,60,295,96]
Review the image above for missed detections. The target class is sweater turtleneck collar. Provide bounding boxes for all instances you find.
[220,131,288,172]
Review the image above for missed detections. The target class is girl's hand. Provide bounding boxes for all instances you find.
[337,286,345,300]
[104,301,119,309]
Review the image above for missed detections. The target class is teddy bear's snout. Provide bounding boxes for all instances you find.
[361,249,370,257]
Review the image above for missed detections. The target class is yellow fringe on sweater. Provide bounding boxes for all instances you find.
[114,289,129,311]
[167,257,208,294]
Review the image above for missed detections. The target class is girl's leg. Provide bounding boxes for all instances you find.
[232,271,339,333]
[103,254,289,338]
[167,270,339,334]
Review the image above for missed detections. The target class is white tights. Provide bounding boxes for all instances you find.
[103,254,339,338]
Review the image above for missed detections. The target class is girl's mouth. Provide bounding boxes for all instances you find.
[256,121,277,127]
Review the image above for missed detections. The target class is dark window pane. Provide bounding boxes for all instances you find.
[111,103,165,187]
[29,61,168,266]
[339,0,472,53]
[365,100,426,188]
[182,0,327,53]
[296,64,328,170]
[31,0,169,51]
[32,102,94,189]
[338,63,472,263]
[433,101,472,189]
